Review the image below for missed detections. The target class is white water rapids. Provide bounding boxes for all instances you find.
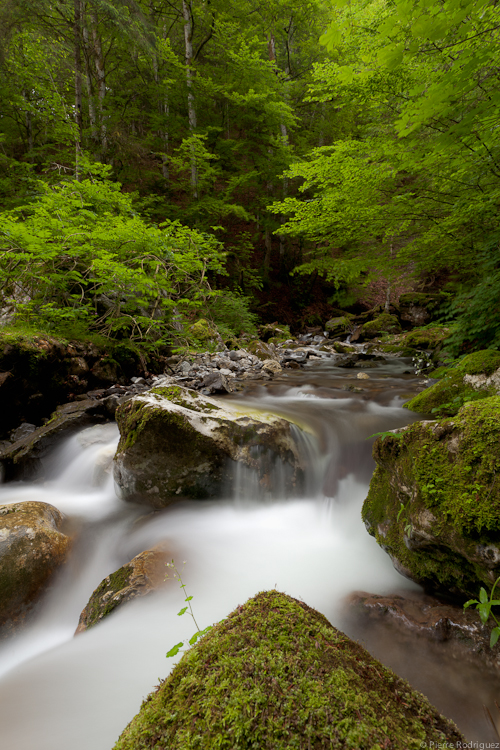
[0,357,499,748]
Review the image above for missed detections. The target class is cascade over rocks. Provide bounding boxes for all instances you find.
[0,501,70,635]
[113,385,304,508]
[113,590,464,750]
[75,544,170,634]
[363,396,500,599]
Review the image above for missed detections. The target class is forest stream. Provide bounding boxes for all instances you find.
[0,355,499,749]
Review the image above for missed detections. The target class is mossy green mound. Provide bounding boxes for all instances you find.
[363,396,500,598]
[114,591,464,750]
[404,349,500,416]
[402,325,450,350]
[361,313,401,339]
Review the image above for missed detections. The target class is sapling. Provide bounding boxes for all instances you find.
[165,559,213,658]
[464,576,500,648]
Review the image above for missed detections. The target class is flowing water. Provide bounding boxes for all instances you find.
[0,356,499,749]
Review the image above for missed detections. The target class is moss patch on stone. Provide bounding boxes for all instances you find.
[363,397,500,597]
[362,314,401,339]
[404,349,500,416]
[113,590,463,750]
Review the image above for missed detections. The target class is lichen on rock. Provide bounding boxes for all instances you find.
[113,385,304,508]
[113,590,464,750]
[363,396,500,598]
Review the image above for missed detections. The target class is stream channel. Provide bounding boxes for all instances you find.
[0,353,499,748]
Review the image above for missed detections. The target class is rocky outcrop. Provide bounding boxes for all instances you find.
[0,501,70,634]
[0,398,115,481]
[347,590,500,671]
[113,590,464,750]
[362,396,500,599]
[361,313,402,339]
[404,349,500,416]
[398,292,446,328]
[114,386,304,508]
[75,544,170,634]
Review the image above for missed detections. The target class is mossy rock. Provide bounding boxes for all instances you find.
[113,590,464,750]
[246,339,277,361]
[0,501,70,634]
[361,314,401,339]
[377,343,417,357]
[363,396,500,598]
[113,386,304,508]
[402,325,450,351]
[404,349,500,416]
[398,293,447,326]
[325,315,353,336]
[188,319,218,343]
[75,544,169,633]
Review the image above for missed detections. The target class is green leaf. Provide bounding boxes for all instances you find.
[463,599,479,609]
[479,587,489,604]
[491,627,500,648]
[478,602,490,623]
[185,596,193,602]
[166,642,183,658]
[177,607,188,616]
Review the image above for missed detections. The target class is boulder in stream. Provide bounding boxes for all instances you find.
[0,501,70,634]
[113,590,464,750]
[75,544,170,634]
[363,396,500,599]
[113,386,304,508]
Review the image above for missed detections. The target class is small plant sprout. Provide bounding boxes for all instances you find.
[464,576,500,648]
[165,559,213,658]
[396,502,413,537]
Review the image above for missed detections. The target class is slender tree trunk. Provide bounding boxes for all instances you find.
[82,20,97,146]
[151,24,169,182]
[90,8,107,157]
[385,240,394,313]
[182,0,198,197]
[74,0,83,179]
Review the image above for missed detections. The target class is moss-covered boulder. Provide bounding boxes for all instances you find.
[403,325,450,351]
[114,590,464,750]
[361,314,402,339]
[113,386,304,508]
[75,544,169,634]
[0,501,70,633]
[187,318,218,344]
[259,323,291,343]
[363,396,500,599]
[325,315,353,337]
[404,349,500,416]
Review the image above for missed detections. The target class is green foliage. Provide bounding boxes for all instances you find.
[464,577,500,649]
[205,290,258,339]
[0,162,226,344]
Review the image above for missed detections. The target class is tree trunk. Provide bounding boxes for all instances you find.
[182,0,198,197]
[90,8,107,157]
[74,0,83,179]
[82,20,97,146]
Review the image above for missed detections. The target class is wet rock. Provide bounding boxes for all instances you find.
[114,385,304,508]
[75,544,170,634]
[347,590,500,670]
[261,359,282,376]
[0,399,112,481]
[198,371,234,394]
[0,501,70,634]
[10,423,37,442]
[324,315,353,337]
[363,396,500,599]
[113,590,464,750]
[246,340,277,361]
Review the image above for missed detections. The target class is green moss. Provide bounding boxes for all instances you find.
[113,591,463,750]
[403,325,449,350]
[405,349,500,416]
[84,564,134,630]
[362,314,401,338]
[363,396,500,596]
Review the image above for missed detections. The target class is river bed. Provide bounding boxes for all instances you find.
[0,356,498,748]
